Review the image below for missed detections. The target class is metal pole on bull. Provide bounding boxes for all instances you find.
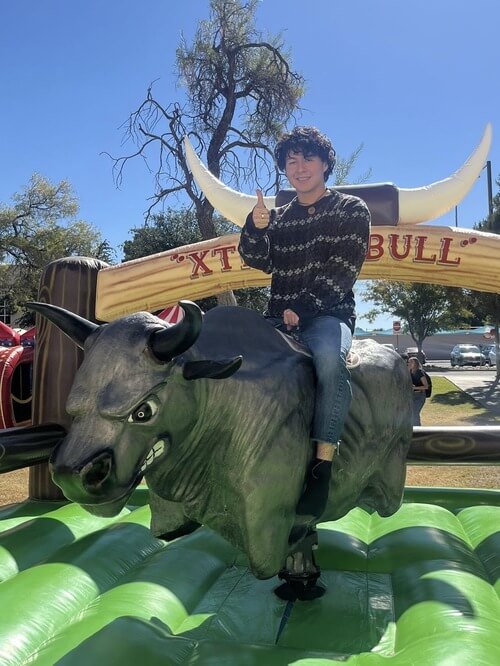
[29,257,108,500]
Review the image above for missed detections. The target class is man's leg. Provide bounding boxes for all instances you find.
[296,316,352,521]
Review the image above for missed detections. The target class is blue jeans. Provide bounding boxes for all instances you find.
[270,315,353,444]
[412,392,426,426]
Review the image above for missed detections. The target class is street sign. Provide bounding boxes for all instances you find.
[393,321,401,333]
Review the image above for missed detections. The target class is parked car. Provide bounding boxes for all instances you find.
[450,344,484,367]
[480,344,495,354]
[405,347,427,364]
[479,344,495,366]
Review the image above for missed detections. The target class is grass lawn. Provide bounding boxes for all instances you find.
[1,377,500,507]
[407,375,500,489]
[420,376,500,427]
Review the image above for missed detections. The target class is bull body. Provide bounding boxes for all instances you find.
[30,303,413,579]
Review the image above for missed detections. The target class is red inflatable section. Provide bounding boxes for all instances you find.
[0,323,35,428]
[158,305,184,323]
[0,320,20,347]
[20,326,36,347]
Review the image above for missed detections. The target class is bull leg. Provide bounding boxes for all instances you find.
[149,489,200,541]
[156,520,200,541]
[274,529,326,601]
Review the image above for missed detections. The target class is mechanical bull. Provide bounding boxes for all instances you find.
[28,301,413,580]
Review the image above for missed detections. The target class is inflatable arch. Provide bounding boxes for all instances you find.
[2,125,500,664]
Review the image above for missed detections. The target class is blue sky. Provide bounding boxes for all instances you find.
[1,1,499,329]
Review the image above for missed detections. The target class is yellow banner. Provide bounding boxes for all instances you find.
[96,226,500,321]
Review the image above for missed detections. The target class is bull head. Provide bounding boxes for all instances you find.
[26,300,242,516]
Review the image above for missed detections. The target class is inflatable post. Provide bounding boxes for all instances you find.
[29,257,109,500]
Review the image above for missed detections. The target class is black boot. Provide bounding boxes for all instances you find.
[296,458,332,523]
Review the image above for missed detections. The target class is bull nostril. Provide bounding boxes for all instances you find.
[82,452,113,492]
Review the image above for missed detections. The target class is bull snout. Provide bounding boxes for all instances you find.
[50,449,117,503]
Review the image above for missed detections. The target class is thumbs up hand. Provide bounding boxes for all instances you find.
[252,190,270,229]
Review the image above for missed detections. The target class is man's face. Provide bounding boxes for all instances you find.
[284,150,328,198]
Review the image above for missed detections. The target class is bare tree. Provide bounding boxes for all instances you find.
[109,0,304,229]
[107,0,304,303]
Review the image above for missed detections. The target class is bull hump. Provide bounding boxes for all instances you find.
[198,307,309,359]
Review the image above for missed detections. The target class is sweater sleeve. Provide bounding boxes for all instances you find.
[238,211,274,274]
[292,197,371,318]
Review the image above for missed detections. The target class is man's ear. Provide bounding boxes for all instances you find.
[182,356,242,381]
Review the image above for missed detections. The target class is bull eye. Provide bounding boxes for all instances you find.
[128,398,159,423]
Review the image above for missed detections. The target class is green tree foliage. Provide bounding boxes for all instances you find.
[465,174,500,326]
[475,174,500,235]
[362,281,471,354]
[123,208,269,313]
[0,174,114,324]
[123,209,200,260]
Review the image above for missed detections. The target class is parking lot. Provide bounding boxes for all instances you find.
[357,333,498,367]
[428,360,497,370]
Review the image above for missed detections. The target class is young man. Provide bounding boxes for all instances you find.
[238,126,371,522]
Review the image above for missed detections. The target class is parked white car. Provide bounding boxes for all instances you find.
[450,344,483,367]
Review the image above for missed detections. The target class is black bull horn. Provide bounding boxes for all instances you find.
[149,301,202,361]
[26,300,203,362]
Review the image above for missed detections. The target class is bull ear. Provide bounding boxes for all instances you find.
[26,301,98,350]
[149,300,202,363]
[182,356,242,381]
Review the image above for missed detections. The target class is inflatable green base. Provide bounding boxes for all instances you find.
[1,487,500,665]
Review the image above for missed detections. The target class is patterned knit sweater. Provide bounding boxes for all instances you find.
[238,188,371,331]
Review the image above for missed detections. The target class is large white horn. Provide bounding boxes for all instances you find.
[398,123,492,225]
[184,124,492,228]
[184,137,275,228]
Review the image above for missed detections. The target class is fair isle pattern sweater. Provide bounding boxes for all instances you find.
[238,189,371,331]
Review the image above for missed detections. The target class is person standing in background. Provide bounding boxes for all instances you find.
[408,356,428,426]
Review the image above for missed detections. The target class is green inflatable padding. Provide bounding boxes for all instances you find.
[1,487,500,665]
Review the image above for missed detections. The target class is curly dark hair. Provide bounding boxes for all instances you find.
[274,126,336,182]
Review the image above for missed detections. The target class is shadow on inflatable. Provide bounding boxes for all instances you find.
[2,125,500,664]
[2,488,500,664]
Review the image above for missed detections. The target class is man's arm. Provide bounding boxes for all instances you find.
[238,190,274,274]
